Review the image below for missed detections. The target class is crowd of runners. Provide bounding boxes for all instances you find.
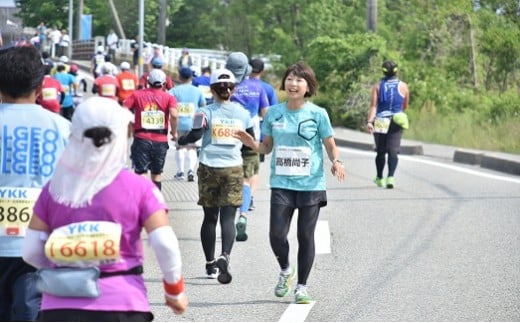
[1,37,409,320]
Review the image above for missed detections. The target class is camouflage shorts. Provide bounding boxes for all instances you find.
[242,152,260,178]
[197,163,243,207]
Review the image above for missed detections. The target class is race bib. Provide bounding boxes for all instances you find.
[121,79,135,91]
[177,102,195,117]
[0,187,40,237]
[101,84,116,97]
[274,146,311,176]
[141,110,165,130]
[42,88,58,100]
[45,221,122,267]
[210,117,243,145]
[374,117,391,134]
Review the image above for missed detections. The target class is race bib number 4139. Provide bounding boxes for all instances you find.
[0,187,40,237]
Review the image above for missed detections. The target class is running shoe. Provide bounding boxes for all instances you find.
[386,176,395,189]
[205,261,218,279]
[274,267,295,297]
[235,215,248,242]
[216,254,232,284]
[373,177,385,187]
[248,197,255,211]
[294,285,312,304]
[187,170,195,182]
[174,172,185,180]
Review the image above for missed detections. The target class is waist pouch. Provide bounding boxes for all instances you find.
[392,112,409,129]
[36,267,101,298]
[36,265,144,298]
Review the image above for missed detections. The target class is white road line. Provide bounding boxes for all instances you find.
[278,302,316,322]
[315,220,331,254]
[341,147,520,184]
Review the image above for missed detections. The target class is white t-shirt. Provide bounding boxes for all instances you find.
[50,29,61,44]
[107,33,118,50]
[60,34,70,47]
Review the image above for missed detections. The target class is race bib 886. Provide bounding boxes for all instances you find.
[0,187,40,237]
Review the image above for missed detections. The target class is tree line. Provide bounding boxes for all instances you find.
[15,0,520,152]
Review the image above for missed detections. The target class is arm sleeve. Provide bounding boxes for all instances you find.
[241,126,256,152]
[22,228,51,269]
[148,226,183,284]
[177,128,204,145]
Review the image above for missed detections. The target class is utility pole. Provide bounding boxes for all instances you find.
[367,0,377,32]
[467,14,478,88]
[158,0,167,45]
[138,0,144,77]
[75,0,83,40]
[108,0,126,39]
[68,0,73,58]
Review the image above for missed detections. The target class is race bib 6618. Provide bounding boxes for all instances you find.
[45,221,122,267]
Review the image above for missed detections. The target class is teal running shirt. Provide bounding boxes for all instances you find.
[262,102,334,191]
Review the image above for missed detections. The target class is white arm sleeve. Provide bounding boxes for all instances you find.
[22,228,51,269]
[148,226,183,284]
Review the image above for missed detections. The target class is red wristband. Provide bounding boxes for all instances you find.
[163,277,185,295]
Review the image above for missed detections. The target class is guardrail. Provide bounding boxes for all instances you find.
[72,38,230,74]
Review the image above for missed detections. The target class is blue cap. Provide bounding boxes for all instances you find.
[179,67,193,79]
[151,57,164,68]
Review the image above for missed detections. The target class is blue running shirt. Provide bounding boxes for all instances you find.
[0,103,70,256]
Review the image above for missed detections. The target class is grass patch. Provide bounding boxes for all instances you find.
[406,109,520,153]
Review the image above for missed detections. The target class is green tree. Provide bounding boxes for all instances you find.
[15,0,69,30]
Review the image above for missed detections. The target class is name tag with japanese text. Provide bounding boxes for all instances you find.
[274,146,311,176]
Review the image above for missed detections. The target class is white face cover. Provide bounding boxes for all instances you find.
[49,97,134,208]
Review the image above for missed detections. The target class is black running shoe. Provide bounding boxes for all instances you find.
[187,170,195,182]
[205,261,218,279]
[216,254,232,284]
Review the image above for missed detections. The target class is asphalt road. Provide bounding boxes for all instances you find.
[147,148,519,322]
[77,70,520,322]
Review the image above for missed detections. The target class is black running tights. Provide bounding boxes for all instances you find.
[374,125,402,177]
[200,206,236,262]
[269,204,321,286]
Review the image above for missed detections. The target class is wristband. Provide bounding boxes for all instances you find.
[165,292,185,301]
[332,158,343,165]
[163,277,185,296]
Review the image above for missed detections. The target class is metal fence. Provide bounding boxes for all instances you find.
[73,38,230,74]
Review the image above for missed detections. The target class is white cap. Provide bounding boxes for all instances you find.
[120,61,131,70]
[59,56,69,63]
[148,69,166,86]
[210,68,236,85]
[96,45,104,53]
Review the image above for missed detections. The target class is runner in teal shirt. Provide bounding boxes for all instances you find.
[233,62,345,305]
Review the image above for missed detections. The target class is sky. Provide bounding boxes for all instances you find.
[0,0,15,8]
